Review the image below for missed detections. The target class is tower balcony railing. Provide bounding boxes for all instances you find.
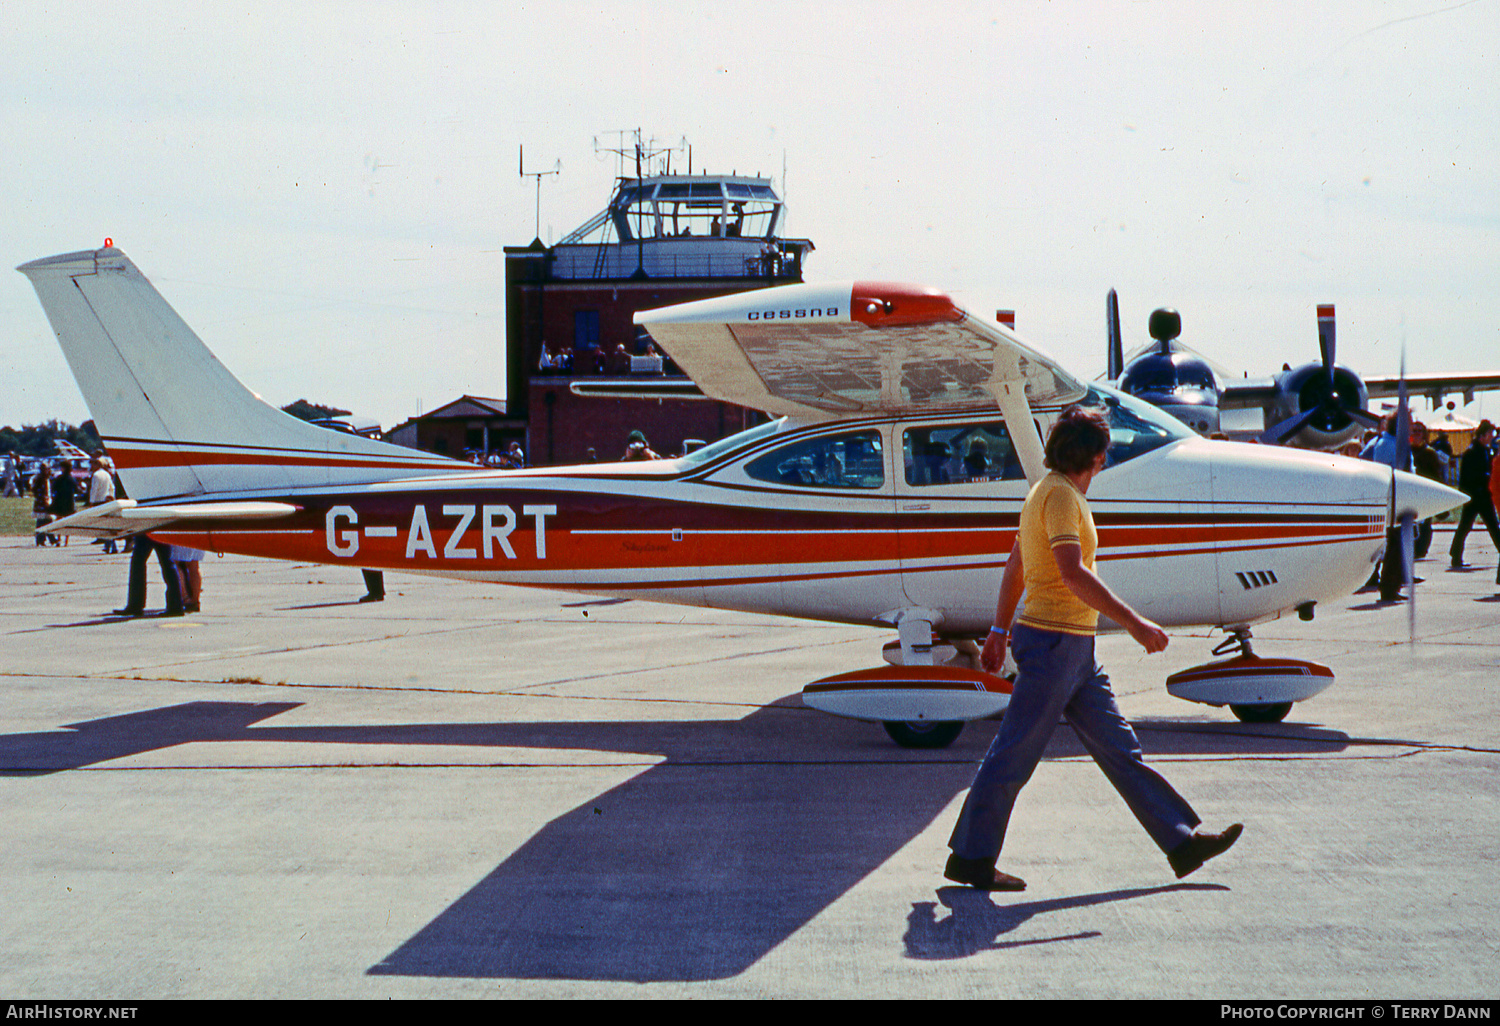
[546,239,808,282]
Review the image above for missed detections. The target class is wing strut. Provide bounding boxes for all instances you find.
[989,380,1046,486]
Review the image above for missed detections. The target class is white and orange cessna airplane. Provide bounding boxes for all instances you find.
[20,244,1464,747]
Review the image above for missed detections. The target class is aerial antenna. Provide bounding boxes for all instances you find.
[519,144,561,244]
[781,148,788,234]
[593,129,685,181]
[593,129,634,180]
[592,131,687,266]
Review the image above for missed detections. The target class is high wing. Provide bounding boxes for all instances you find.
[636,281,1087,419]
[637,281,1089,484]
[1363,371,1500,405]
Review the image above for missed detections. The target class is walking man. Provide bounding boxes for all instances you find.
[945,406,1241,891]
[1409,423,1444,561]
[1449,420,1499,571]
[1361,414,1414,603]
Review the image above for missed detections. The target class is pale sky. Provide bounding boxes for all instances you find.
[4,0,1497,432]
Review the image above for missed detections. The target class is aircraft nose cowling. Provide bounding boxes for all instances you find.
[1393,470,1466,521]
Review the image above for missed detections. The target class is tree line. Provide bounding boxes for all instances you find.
[0,420,102,458]
[2,400,351,459]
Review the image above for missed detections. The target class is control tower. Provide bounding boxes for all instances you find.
[506,168,814,465]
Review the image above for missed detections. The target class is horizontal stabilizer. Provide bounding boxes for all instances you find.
[39,499,299,540]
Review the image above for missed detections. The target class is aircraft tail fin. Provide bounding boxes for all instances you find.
[18,245,463,501]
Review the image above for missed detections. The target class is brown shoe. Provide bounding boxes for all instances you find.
[1168,823,1243,879]
[944,853,1026,891]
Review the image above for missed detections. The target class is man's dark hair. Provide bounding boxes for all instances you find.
[1044,406,1111,474]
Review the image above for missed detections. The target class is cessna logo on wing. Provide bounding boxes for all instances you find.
[746,307,838,320]
[326,504,556,560]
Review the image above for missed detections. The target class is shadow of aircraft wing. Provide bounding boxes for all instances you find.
[0,701,302,776]
[365,708,979,982]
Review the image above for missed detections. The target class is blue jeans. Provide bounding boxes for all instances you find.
[125,535,183,614]
[948,623,1199,863]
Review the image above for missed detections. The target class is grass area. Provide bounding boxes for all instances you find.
[0,496,39,536]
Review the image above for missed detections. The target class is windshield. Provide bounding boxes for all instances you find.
[1121,355,1218,394]
[1175,361,1219,390]
[678,418,789,466]
[1082,383,1195,468]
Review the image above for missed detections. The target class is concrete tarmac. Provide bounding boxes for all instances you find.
[1,527,1496,999]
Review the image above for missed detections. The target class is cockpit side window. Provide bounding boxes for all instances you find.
[1083,384,1194,468]
[744,430,885,488]
[902,422,1026,486]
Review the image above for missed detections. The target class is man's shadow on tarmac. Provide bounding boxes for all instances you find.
[0,698,1351,982]
[905,883,1228,959]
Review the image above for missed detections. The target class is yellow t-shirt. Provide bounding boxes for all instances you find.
[1015,471,1098,636]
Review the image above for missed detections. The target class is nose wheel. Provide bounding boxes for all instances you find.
[1214,629,1293,723]
[1230,701,1293,723]
[1166,626,1332,723]
[882,720,965,749]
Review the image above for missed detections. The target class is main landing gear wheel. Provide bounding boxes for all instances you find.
[882,720,964,749]
[1230,702,1294,723]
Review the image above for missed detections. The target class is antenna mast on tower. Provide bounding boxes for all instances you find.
[519,144,561,244]
[593,129,687,182]
[592,130,688,277]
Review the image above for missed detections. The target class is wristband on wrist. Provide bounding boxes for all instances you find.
[988,626,1008,637]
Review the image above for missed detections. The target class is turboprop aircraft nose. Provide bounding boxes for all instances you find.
[1393,470,1466,521]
